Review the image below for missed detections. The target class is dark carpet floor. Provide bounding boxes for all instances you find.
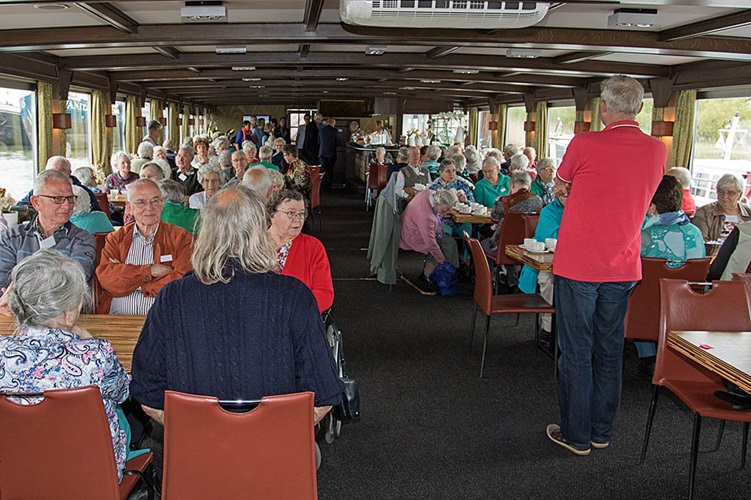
[144,187,751,499]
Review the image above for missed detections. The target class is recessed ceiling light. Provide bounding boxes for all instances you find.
[400,86,415,91]
[384,92,397,95]
[34,4,69,10]
[607,8,659,28]
[506,48,541,59]
[216,46,246,54]
[366,46,387,56]
[336,77,349,81]
[322,90,329,94]
[420,79,441,84]
[248,85,265,89]
[453,69,480,75]
[231,66,256,71]
[242,78,261,82]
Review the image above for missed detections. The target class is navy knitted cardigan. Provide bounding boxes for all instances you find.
[130,269,343,409]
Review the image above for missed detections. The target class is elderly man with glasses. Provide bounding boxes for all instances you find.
[0,169,96,291]
[95,179,193,315]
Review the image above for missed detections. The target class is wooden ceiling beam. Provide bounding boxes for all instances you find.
[426,46,461,59]
[153,46,180,59]
[303,0,326,33]
[74,2,138,34]
[62,51,668,78]
[553,51,613,65]
[0,24,751,62]
[659,9,751,42]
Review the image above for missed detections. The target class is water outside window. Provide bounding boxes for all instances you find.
[692,97,751,206]
[112,101,126,153]
[0,86,36,201]
[66,91,91,168]
[478,110,492,149]
[547,105,575,161]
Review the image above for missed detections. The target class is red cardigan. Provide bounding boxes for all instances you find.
[281,233,334,313]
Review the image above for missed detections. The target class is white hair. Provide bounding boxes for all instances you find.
[71,185,91,216]
[73,166,95,186]
[258,145,273,160]
[137,141,154,159]
[126,178,161,202]
[197,163,223,183]
[509,154,530,171]
[159,179,186,204]
[242,166,273,199]
[666,167,691,189]
[33,169,71,195]
[716,173,745,194]
[110,151,131,169]
[600,75,645,116]
[427,145,442,161]
[45,156,71,172]
[510,170,532,187]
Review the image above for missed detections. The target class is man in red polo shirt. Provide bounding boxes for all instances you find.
[546,75,666,456]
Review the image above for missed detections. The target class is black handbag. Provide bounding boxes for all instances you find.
[326,315,360,423]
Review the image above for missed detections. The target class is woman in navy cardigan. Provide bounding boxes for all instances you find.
[130,185,342,425]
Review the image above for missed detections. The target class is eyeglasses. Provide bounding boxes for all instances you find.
[717,189,740,198]
[539,167,555,172]
[131,197,164,209]
[37,194,77,204]
[279,210,308,220]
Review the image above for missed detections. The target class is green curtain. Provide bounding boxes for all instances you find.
[468,107,479,147]
[125,95,139,155]
[534,101,548,158]
[493,103,506,150]
[181,104,190,144]
[590,97,602,132]
[672,89,697,168]
[168,102,179,146]
[91,90,109,172]
[37,81,53,171]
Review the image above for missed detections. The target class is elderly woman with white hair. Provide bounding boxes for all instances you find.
[421,144,442,179]
[130,185,343,428]
[0,250,130,480]
[160,180,200,235]
[666,166,697,217]
[73,166,100,192]
[465,146,482,180]
[400,188,461,294]
[271,137,286,169]
[213,135,230,155]
[189,163,223,210]
[131,141,154,173]
[105,151,139,194]
[242,140,259,164]
[530,157,557,206]
[254,145,280,171]
[138,162,166,182]
[215,150,234,184]
[474,156,510,209]
[69,185,114,234]
[693,173,751,243]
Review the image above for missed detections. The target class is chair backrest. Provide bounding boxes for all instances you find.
[467,237,493,314]
[654,279,751,386]
[367,162,388,192]
[746,260,751,273]
[0,386,122,499]
[522,214,539,238]
[162,390,318,500]
[311,172,324,210]
[624,257,712,342]
[732,272,751,292]
[493,211,529,265]
[95,192,111,220]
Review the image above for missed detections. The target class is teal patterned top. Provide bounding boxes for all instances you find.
[640,211,705,268]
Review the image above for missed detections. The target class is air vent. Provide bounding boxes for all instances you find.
[340,0,549,29]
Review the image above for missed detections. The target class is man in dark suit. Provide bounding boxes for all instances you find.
[302,113,322,166]
[318,118,341,191]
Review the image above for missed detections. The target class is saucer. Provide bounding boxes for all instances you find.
[520,245,550,254]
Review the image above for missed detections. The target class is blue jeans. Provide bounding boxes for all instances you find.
[554,276,637,448]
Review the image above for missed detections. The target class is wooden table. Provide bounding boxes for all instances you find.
[505,244,554,272]
[0,314,146,372]
[668,330,751,394]
[108,194,127,208]
[451,213,492,225]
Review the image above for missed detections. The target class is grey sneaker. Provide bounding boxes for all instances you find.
[546,424,591,456]
[590,440,610,449]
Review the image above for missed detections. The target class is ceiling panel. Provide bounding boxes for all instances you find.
[455,47,570,57]
[0,4,102,30]
[177,44,300,53]
[45,46,160,58]
[593,53,703,65]
[118,1,306,24]
[310,43,429,53]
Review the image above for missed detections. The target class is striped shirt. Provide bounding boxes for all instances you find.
[109,225,158,315]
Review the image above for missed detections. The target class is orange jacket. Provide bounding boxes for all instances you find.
[95,222,193,313]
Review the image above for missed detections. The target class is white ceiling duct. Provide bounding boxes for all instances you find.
[340,0,550,29]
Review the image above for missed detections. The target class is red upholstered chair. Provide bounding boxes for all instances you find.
[365,162,388,211]
[732,272,751,291]
[95,192,111,220]
[641,279,751,500]
[484,211,533,294]
[467,236,555,378]
[624,257,712,342]
[0,386,154,500]
[310,171,324,231]
[162,390,318,500]
[522,214,539,239]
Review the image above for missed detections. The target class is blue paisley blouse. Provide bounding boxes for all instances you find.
[0,326,130,480]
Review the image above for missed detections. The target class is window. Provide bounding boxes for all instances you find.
[112,101,126,153]
[0,85,36,201]
[547,105,575,161]
[288,109,316,144]
[402,113,431,144]
[66,91,91,168]
[430,111,468,146]
[478,109,492,149]
[692,96,751,206]
[635,97,654,135]
[505,106,526,148]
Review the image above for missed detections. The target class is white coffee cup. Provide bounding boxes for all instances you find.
[110,188,120,197]
[2,212,17,227]
[545,238,557,251]
[530,241,546,252]
[523,238,535,249]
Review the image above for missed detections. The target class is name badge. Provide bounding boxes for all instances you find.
[178,173,187,181]
[40,235,56,250]
[160,254,173,263]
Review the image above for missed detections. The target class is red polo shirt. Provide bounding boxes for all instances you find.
[553,120,666,282]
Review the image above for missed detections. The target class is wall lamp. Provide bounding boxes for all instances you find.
[136,116,147,127]
[105,115,117,128]
[488,121,498,131]
[651,120,674,137]
[524,121,536,132]
[574,121,591,134]
[52,113,72,129]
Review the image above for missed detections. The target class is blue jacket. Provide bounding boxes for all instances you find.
[519,199,564,294]
[20,175,101,213]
